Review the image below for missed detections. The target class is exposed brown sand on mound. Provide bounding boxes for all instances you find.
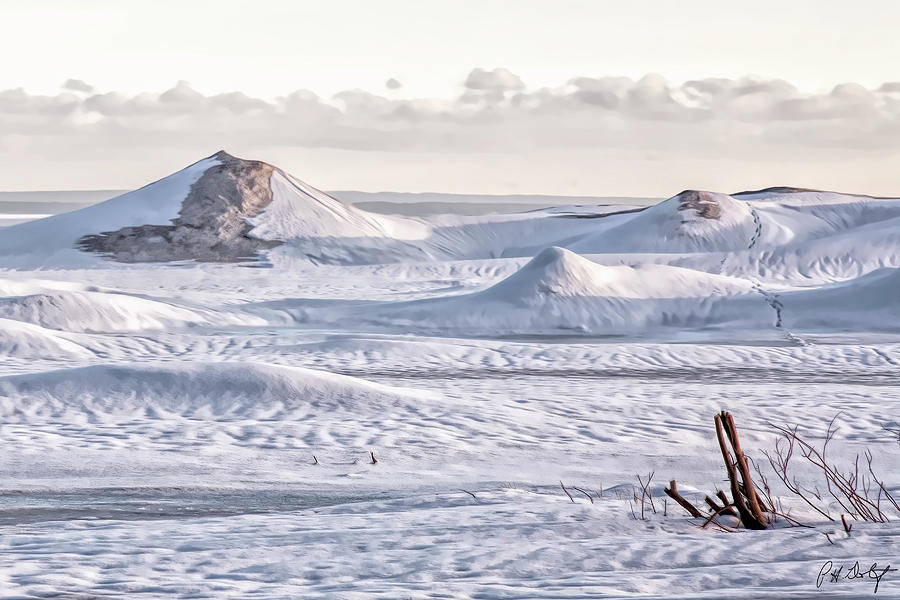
[78,151,282,262]
[675,190,721,220]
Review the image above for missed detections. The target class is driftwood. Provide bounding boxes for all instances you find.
[667,412,770,529]
[705,494,726,515]
[715,411,769,529]
[664,479,702,517]
[716,490,738,517]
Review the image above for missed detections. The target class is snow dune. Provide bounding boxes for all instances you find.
[0,362,437,421]
[243,175,900,268]
[309,247,768,335]
[0,290,228,333]
[0,318,92,360]
[339,245,900,335]
[0,278,265,333]
[570,189,758,254]
[4,163,900,339]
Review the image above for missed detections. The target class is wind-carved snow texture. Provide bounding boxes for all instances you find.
[78,151,282,262]
[872,347,898,366]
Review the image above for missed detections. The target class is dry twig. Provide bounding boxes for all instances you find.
[560,481,575,503]
[665,479,702,518]
[571,486,594,504]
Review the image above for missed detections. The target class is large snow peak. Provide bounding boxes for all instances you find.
[76,151,282,262]
[0,150,429,266]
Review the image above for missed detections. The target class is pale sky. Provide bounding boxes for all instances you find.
[2,0,899,195]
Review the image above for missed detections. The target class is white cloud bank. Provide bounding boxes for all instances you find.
[2,70,899,195]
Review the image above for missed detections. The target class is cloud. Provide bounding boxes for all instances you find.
[464,68,526,92]
[2,70,899,183]
[461,68,526,104]
[62,79,94,93]
[385,78,403,90]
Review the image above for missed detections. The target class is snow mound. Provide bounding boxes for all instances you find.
[352,247,764,334]
[0,291,219,333]
[569,190,757,254]
[0,318,92,359]
[0,362,437,420]
[0,279,264,333]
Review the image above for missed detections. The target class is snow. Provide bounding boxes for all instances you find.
[0,317,92,360]
[0,361,437,421]
[570,190,758,254]
[250,170,430,242]
[1,156,900,597]
[0,287,263,333]
[0,156,218,265]
[5,489,899,599]
[315,247,765,335]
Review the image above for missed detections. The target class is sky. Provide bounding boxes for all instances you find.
[1,0,899,196]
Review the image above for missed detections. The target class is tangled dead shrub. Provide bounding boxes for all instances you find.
[665,411,899,530]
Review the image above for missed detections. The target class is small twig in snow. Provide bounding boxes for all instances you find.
[571,486,594,504]
[842,514,852,535]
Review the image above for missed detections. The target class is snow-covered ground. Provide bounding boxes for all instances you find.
[1,155,899,598]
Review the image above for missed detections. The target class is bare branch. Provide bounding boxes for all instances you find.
[571,486,594,504]
[664,479,702,518]
[560,481,575,503]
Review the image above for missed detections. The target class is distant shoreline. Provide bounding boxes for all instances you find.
[0,189,660,222]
